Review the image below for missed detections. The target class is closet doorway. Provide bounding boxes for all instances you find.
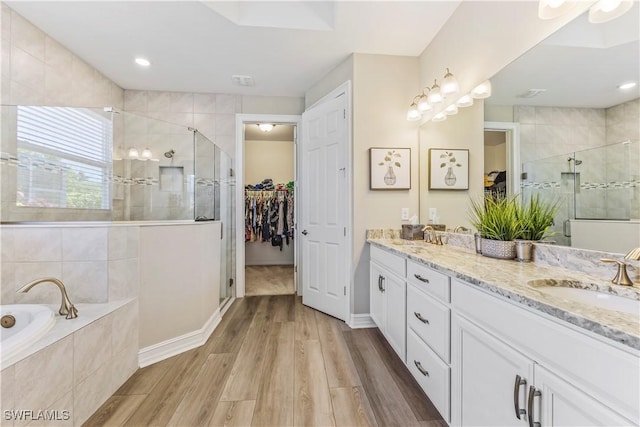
[243,123,297,296]
[484,122,520,198]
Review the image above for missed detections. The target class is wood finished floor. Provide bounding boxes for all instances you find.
[84,295,445,427]
[245,265,295,296]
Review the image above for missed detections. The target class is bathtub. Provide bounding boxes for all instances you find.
[1,304,55,364]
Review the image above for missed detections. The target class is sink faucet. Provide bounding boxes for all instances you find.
[421,225,443,245]
[453,225,469,233]
[601,247,640,287]
[17,277,78,319]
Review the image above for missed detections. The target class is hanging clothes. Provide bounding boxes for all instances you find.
[244,188,295,250]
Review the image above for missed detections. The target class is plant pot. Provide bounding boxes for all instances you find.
[480,238,516,260]
[514,239,534,262]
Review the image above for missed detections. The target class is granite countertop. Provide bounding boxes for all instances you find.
[368,238,640,351]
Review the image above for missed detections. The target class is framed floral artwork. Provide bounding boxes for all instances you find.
[428,148,469,190]
[369,148,411,190]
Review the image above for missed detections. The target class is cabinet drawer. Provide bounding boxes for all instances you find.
[407,329,450,423]
[370,245,406,277]
[407,284,450,363]
[407,259,450,302]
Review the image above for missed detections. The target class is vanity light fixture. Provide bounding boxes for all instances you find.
[135,57,151,67]
[128,147,139,159]
[456,94,474,107]
[589,0,633,23]
[444,104,459,115]
[427,80,443,105]
[441,68,460,97]
[257,123,276,132]
[141,148,152,159]
[618,81,637,90]
[471,80,492,99]
[407,96,422,122]
[538,0,576,20]
[432,112,447,122]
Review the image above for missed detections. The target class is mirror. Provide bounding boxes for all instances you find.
[484,7,639,253]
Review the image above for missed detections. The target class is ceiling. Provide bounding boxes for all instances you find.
[6,1,461,97]
[488,4,640,109]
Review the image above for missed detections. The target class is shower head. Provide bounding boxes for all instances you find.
[567,157,582,166]
[164,149,175,159]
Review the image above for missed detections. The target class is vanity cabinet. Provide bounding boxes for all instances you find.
[369,246,406,361]
[368,243,639,427]
[451,280,638,426]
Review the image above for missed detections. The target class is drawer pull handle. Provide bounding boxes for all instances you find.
[513,374,527,419]
[414,312,429,324]
[380,276,385,292]
[414,274,429,283]
[527,386,541,427]
[414,360,429,377]
[378,275,383,291]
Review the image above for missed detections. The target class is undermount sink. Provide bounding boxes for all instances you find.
[527,279,640,315]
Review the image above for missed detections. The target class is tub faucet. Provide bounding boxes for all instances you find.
[17,277,78,319]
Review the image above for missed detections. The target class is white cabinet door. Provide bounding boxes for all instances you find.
[531,365,634,427]
[384,270,406,361]
[451,313,532,427]
[369,262,385,330]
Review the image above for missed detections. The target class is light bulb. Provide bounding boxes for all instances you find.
[441,68,459,97]
[456,94,474,107]
[135,57,150,67]
[432,112,447,122]
[618,82,637,90]
[141,148,152,159]
[128,147,139,158]
[444,104,459,115]
[589,0,633,23]
[538,0,576,19]
[417,94,431,113]
[407,103,422,121]
[471,80,492,99]
[427,80,443,105]
[548,0,566,8]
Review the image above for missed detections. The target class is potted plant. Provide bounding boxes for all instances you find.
[468,195,524,259]
[516,194,559,241]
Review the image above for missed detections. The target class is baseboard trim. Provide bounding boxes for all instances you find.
[138,307,222,368]
[348,313,376,329]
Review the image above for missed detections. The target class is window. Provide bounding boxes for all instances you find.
[16,106,113,209]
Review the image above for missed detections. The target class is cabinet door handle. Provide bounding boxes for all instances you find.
[527,385,541,427]
[378,275,382,291]
[513,375,527,419]
[414,312,429,324]
[380,276,385,292]
[414,360,429,377]
[414,274,429,283]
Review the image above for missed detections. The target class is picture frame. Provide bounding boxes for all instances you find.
[369,147,411,190]
[428,148,469,190]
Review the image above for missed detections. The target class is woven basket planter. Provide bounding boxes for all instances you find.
[481,238,516,260]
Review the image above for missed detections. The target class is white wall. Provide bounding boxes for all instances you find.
[138,222,220,348]
[305,55,355,108]
[419,101,485,228]
[571,220,640,254]
[242,95,304,115]
[245,139,294,185]
[484,131,506,173]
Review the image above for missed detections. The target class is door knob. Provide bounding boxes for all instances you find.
[302,230,309,235]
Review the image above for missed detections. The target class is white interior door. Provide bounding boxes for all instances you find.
[300,94,347,320]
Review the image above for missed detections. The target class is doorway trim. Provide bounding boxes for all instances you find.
[484,121,521,197]
[235,114,302,298]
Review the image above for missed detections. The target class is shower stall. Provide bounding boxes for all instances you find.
[521,140,640,247]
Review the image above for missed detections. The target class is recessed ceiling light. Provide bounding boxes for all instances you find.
[135,57,151,67]
[618,82,637,90]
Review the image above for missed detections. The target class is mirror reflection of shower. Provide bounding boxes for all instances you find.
[567,156,582,172]
[164,149,175,159]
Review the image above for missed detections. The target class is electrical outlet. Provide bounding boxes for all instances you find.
[401,208,410,220]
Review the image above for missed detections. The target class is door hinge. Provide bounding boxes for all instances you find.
[344,286,346,296]
[229,278,234,287]
[294,266,298,273]
[343,109,346,119]
[220,222,223,239]
[344,227,346,236]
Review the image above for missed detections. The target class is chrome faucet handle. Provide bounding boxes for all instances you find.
[601,258,633,286]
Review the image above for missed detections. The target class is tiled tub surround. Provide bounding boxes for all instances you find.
[0,299,138,426]
[367,237,640,350]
